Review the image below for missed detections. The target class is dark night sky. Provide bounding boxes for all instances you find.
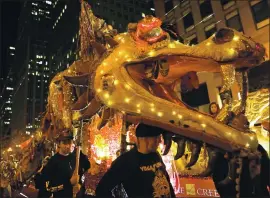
[1,1,21,80]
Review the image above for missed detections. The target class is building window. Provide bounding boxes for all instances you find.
[205,23,217,38]
[220,0,235,10]
[117,12,122,17]
[181,83,210,107]
[186,34,198,45]
[110,9,115,16]
[226,10,243,32]
[183,9,194,30]
[165,0,174,13]
[181,0,190,7]
[251,0,269,29]
[199,0,213,20]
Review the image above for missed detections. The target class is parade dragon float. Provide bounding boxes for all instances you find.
[2,1,269,197]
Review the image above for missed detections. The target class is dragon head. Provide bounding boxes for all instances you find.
[90,18,265,153]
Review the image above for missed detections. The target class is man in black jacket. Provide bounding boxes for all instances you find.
[40,129,90,198]
[96,123,176,197]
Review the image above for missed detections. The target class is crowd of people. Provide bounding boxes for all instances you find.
[31,123,175,198]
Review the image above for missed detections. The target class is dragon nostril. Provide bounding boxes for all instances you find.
[213,28,234,44]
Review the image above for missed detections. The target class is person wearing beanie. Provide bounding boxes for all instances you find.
[39,129,90,198]
[96,123,175,198]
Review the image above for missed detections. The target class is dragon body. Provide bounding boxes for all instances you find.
[42,3,269,197]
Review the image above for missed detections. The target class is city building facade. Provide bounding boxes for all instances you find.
[10,1,53,136]
[154,0,269,113]
[0,47,15,137]
[90,0,155,32]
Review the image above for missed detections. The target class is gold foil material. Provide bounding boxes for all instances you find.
[234,71,249,115]
[235,71,243,93]
[220,64,235,93]
[243,89,269,126]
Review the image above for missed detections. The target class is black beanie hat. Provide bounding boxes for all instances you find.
[135,123,163,137]
[56,129,74,141]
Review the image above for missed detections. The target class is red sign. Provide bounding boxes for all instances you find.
[175,177,220,197]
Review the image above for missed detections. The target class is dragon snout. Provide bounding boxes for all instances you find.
[246,42,266,65]
[254,42,266,59]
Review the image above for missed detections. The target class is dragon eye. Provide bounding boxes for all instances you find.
[213,28,234,44]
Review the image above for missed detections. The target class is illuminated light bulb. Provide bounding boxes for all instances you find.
[233,36,239,41]
[168,43,176,48]
[150,103,155,107]
[201,124,206,128]
[125,98,130,103]
[228,48,235,55]
[151,108,155,112]
[157,112,163,117]
[68,69,72,73]
[250,136,254,140]
[31,135,34,138]
[127,58,132,62]
[198,115,202,118]
[159,143,164,150]
[121,39,125,43]
[206,42,211,46]
[118,51,123,55]
[245,143,250,148]
[178,114,182,119]
[172,111,176,115]
[136,104,141,107]
[114,80,119,85]
[97,88,102,93]
[137,109,141,113]
[100,70,104,74]
[103,62,107,66]
[124,54,129,58]
[125,84,131,89]
[104,93,110,99]
[108,100,113,106]
[115,58,118,61]
[148,50,155,56]
[227,132,232,135]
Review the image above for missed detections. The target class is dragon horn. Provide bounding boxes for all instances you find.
[81,98,102,120]
[105,36,119,48]
[63,74,90,86]
[96,107,111,130]
[91,41,107,57]
[72,91,93,111]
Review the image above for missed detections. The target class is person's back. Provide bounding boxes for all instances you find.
[96,123,175,197]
